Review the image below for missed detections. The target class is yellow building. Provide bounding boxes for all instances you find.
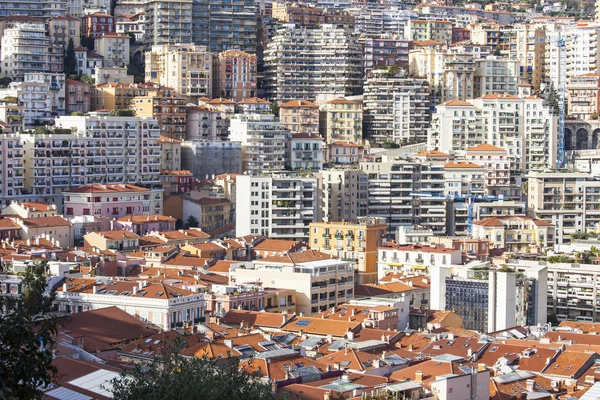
[263,288,297,314]
[319,98,363,145]
[309,218,387,284]
[91,82,169,111]
[472,215,555,251]
[279,99,320,135]
[407,20,453,44]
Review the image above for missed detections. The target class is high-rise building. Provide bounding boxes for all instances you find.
[236,174,319,241]
[228,114,290,175]
[474,57,519,98]
[0,0,66,18]
[48,17,81,48]
[94,33,131,68]
[319,98,363,145]
[264,24,363,103]
[131,91,187,140]
[144,0,192,46]
[181,141,243,179]
[212,50,257,101]
[315,169,368,223]
[567,73,600,120]
[145,44,212,101]
[279,100,320,135]
[0,21,49,81]
[363,69,430,145]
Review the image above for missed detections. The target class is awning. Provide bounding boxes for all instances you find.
[412,265,428,270]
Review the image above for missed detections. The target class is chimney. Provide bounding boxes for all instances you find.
[62,283,67,292]
[408,344,414,352]
[585,375,596,385]
[346,331,354,340]
[93,285,97,294]
[526,379,535,392]
[373,359,381,368]
[333,362,341,370]
[381,333,386,342]
[26,238,31,246]
[478,363,486,372]
[415,371,423,382]
[139,281,144,290]
[381,351,387,360]
[282,315,287,325]
[224,339,233,348]
[322,314,326,319]
[448,333,454,340]
[467,348,473,357]
[351,308,356,316]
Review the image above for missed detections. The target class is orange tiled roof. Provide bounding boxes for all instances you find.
[444,161,483,169]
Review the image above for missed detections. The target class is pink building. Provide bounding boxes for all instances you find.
[114,214,177,235]
[63,184,155,219]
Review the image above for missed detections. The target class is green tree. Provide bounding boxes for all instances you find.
[270,100,280,116]
[64,38,77,76]
[109,109,136,117]
[547,83,559,115]
[110,355,276,400]
[186,215,199,228]
[80,74,94,85]
[0,261,57,399]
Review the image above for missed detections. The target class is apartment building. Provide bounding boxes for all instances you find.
[472,216,555,251]
[319,98,363,145]
[63,184,162,219]
[237,97,270,115]
[94,66,134,86]
[465,144,519,199]
[94,33,130,68]
[48,17,81,48]
[144,0,192,46]
[279,100,320,135]
[430,264,547,333]
[0,134,25,206]
[474,57,519,98]
[315,169,368,223]
[360,158,448,234]
[288,133,324,171]
[212,50,257,101]
[236,174,318,241]
[264,24,362,103]
[0,0,66,18]
[82,12,115,38]
[507,259,600,323]
[363,69,430,145]
[230,251,354,315]
[428,95,558,173]
[377,244,462,279]
[406,20,453,43]
[19,112,161,209]
[0,97,25,134]
[158,136,181,171]
[74,47,103,77]
[0,21,49,81]
[145,44,212,100]
[55,278,205,331]
[65,80,91,115]
[67,0,110,18]
[309,218,386,284]
[512,24,546,90]
[567,73,600,120]
[359,35,410,77]
[228,114,290,176]
[131,92,187,140]
[186,106,221,141]
[526,171,600,244]
[352,7,415,37]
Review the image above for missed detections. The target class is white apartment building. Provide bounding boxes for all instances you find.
[94,33,130,68]
[0,73,66,126]
[287,133,324,170]
[264,24,362,103]
[0,21,49,81]
[0,0,67,18]
[465,144,519,199]
[144,0,193,46]
[314,169,368,222]
[527,170,600,244]
[145,44,212,100]
[0,134,25,206]
[360,158,447,234]
[19,112,161,209]
[428,94,558,173]
[377,244,462,280]
[545,23,600,91]
[55,278,206,331]
[67,0,110,18]
[363,69,430,145]
[229,114,290,176]
[230,252,354,315]
[506,259,600,323]
[473,57,519,98]
[430,264,547,333]
[236,174,318,241]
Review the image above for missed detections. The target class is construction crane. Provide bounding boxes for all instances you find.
[556,31,567,169]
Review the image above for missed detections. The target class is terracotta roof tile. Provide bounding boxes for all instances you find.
[116,214,176,224]
[280,99,319,108]
[467,143,506,152]
[21,216,71,228]
[283,317,360,337]
[221,310,291,328]
[444,161,484,169]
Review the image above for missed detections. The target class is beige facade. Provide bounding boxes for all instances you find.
[407,20,452,43]
[213,50,257,101]
[309,218,387,284]
[94,33,130,68]
[48,17,81,48]
[263,288,297,314]
[146,44,212,100]
[319,98,362,144]
[158,136,182,171]
[567,73,600,120]
[14,216,74,248]
[472,215,555,251]
[131,91,187,140]
[279,100,319,135]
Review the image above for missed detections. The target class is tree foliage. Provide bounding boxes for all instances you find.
[109,109,136,117]
[110,355,276,400]
[0,261,57,399]
[270,101,280,117]
[186,215,199,229]
[80,74,94,85]
[546,83,559,115]
[64,38,77,76]
[546,254,572,263]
